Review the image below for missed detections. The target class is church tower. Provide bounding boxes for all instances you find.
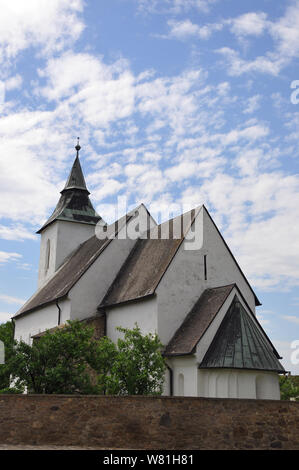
[37,139,104,287]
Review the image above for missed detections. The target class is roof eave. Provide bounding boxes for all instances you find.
[13,294,68,320]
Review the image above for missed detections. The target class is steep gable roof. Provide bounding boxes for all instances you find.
[99,208,200,308]
[200,295,285,373]
[14,235,110,318]
[164,284,235,356]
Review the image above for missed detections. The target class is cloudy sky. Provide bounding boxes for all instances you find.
[0,0,298,373]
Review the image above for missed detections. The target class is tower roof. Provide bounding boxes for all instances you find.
[62,140,89,193]
[37,140,102,234]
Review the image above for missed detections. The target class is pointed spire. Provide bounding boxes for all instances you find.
[61,138,89,194]
[37,139,103,233]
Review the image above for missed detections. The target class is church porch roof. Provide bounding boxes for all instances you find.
[199,295,285,373]
[164,284,284,374]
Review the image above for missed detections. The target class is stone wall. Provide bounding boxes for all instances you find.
[0,395,298,450]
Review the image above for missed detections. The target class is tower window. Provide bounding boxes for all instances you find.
[45,239,51,272]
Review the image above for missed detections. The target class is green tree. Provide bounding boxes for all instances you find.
[279,375,299,401]
[6,320,166,396]
[9,320,99,394]
[0,321,15,390]
[97,325,166,396]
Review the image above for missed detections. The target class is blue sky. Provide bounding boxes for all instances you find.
[0,0,298,373]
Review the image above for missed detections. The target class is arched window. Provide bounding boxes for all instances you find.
[45,239,51,272]
[178,373,184,396]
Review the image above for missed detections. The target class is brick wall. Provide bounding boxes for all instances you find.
[0,395,298,449]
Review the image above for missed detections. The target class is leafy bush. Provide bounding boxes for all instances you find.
[7,320,166,396]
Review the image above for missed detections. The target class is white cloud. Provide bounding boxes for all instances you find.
[136,0,218,14]
[182,170,299,290]
[5,74,23,91]
[0,225,37,241]
[283,315,299,325]
[0,251,22,265]
[37,52,135,128]
[243,95,261,114]
[0,293,25,305]
[0,312,13,323]
[165,19,222,40]
[219,2,299,76]
[216,47,283,76]
[229,12,268,37]
[165,159,224,182]
[0,0,84,68]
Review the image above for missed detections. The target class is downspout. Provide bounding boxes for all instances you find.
[11,317,15,340]
[56,299,61,326]
[166,364,173,396]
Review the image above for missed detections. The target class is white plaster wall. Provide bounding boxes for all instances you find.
[197,369,280,400]
[14,298,71,344]
[162,367,171,396]
[202,207,256,313]
[38,222,58,287]
[106,297,158,344]
[38,220,96,288]
[156,208,206,345]
[156,206,257,346]
[69,238,137,321]
[166,356,198,397]
[55,221,97,270]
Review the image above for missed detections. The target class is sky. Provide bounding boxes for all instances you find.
[0,0,298,373]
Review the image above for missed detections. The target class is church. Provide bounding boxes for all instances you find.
[13,141,285,400]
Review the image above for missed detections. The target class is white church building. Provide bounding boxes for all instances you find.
[13,142,285,400]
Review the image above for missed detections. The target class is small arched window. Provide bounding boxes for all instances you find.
[45,239,51,272]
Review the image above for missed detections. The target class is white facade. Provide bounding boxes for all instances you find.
[197,369,280,400]
[14,298,71,343]
[13,161,283,400]
[38,220,97,288]
[106,297,158,343]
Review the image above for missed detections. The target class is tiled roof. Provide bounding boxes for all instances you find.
[14,235,110,318]
[99,208,199,308]
[164,285,235,356]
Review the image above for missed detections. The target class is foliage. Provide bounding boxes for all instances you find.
[279,375,299,401]
[94,325,166,396]
[5,319,166,396]
[0,386,24,394]
[9,320,99,394]
[0,321,15,390]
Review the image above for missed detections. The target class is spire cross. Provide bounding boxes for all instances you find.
[75,137,81,157]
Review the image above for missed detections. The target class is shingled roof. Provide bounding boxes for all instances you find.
[164,284,284,372]
[14,235,110,318]
[99,208,199,308]
[200,295,285,373]
[14,212,137,319]
[164,284,235,356]
[37,152,102,234]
